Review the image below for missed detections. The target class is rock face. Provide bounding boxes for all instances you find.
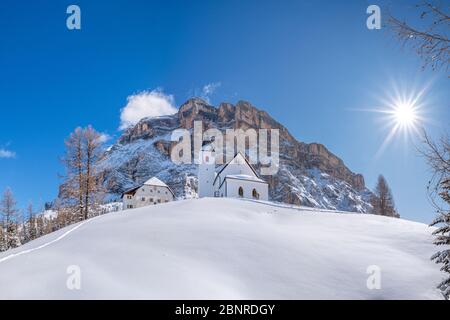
[98,98,373,213]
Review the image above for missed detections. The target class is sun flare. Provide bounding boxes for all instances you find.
[354,81,430,158]
[391,101,418,128]
[372,89,427,157]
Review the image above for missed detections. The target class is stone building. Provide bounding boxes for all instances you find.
[122,177,175,209]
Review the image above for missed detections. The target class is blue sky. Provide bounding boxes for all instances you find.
[0,0,448,223]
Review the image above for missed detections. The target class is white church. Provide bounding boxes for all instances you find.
[198,143,269,201]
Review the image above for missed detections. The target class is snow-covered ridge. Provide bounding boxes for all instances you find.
[0,198,443,299]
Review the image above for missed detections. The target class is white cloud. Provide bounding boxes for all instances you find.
[200,82,221,103]
[0,149,16,159]
[119,89,177,130]
[97,133,112,143]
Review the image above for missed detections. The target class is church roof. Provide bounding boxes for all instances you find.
[225,174,266,183]
[213,152,261,185]
[218,174,267,190]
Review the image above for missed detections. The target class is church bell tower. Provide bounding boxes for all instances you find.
[198,142,216,198]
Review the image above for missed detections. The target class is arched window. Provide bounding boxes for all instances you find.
[238,186,244,197]
[252,188,259,200]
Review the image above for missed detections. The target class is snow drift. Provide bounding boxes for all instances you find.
[0,198,444,299]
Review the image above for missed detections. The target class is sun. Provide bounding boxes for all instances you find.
[352,81,431,158]
[391,100,418,128]
[371,88,427,157]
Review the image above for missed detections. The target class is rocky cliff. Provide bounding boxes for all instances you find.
[98,98,373,212]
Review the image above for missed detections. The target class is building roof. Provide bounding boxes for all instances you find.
[143,177,169,187]
[121,186,140,197]
[213,152,261,185]
[122,177,176,198]
[225,174,267,183]
[219,174,268,189]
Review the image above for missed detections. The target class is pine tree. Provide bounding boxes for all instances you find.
[0,225,6,252]
[26,202,37,242]
[370,175,399,217]
[430,176,450,299]
[36,215,45,238]
[19,215,28,245]
[0,188,21,249]
[421,132,450,299]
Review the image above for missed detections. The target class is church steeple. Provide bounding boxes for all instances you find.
[199,140,215,164]
[197,141,216,197]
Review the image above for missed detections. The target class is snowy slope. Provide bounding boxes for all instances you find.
[0,198,443,299]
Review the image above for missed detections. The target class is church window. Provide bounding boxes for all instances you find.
[252,189,259,200]
[238,187,244,197]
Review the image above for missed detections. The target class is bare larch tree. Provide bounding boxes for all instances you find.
[60,126,105,221]
[61,127,85,221]
[82,126,104,220]
[0,188,21,250]
[371,175,400,218]
[385,1,449,72]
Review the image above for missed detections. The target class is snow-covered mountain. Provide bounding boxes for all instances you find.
[0,198,442,299]
[98,98,374,212]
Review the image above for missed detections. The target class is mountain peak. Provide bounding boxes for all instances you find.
[179,97,211,110]
[101,98,373,212]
